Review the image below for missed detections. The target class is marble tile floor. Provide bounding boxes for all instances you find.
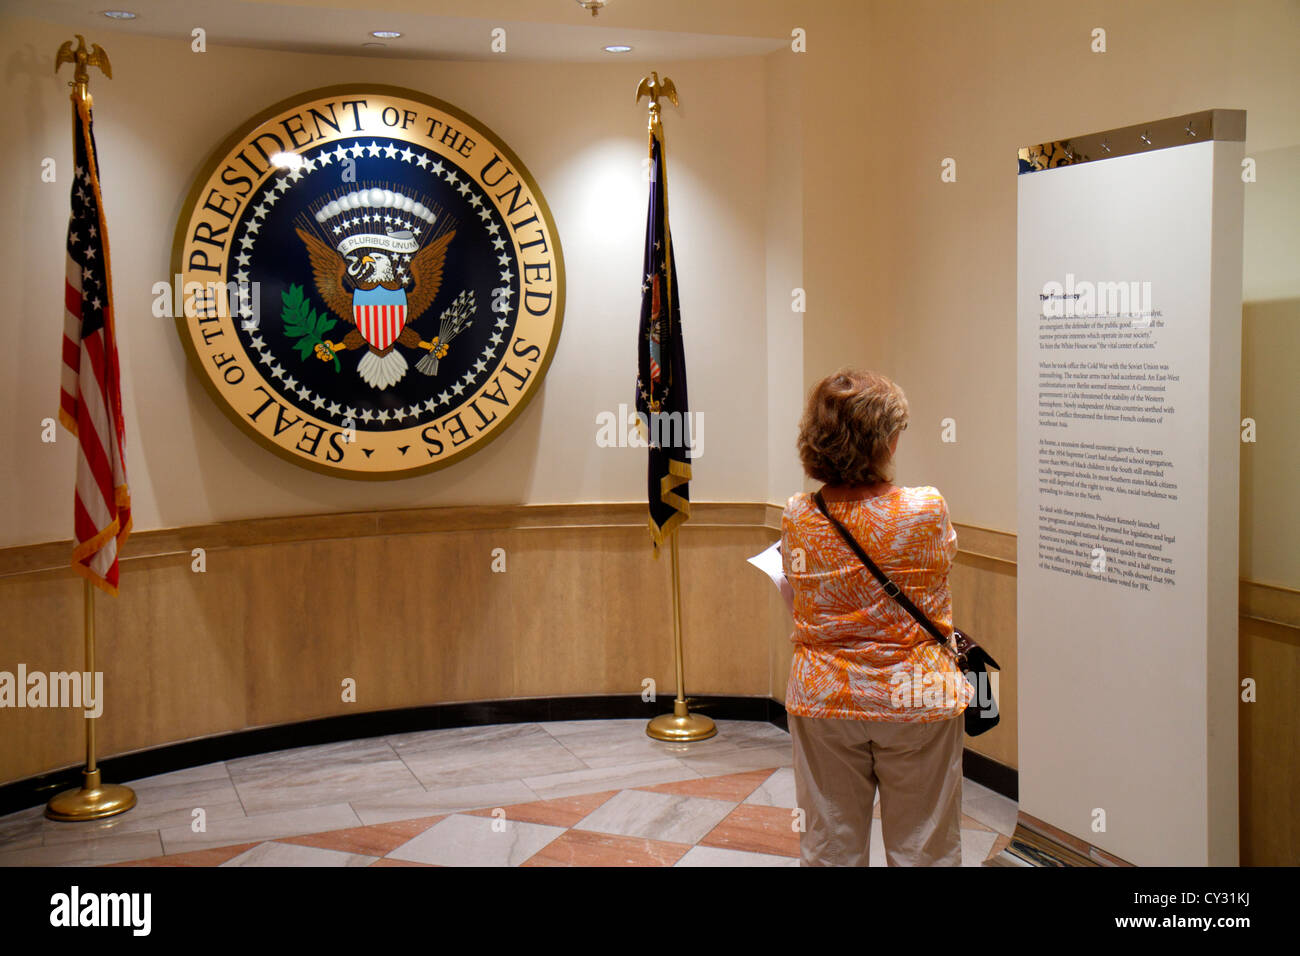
[0,719,1018,867]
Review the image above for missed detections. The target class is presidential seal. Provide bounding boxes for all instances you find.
[171,85,563,478]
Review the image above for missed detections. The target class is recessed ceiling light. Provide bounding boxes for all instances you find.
[103,10,137,18]
[362,42,387,48]
[371,30,402,39]
[603,45,633,53]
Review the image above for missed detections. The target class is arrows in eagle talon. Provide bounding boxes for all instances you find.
[415,340,446,376]
[415,289,475,376]
[417,337,449,357]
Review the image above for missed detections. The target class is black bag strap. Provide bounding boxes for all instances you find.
[812,489,951,646]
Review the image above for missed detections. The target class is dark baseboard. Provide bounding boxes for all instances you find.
[962,746,1018,801]
[0,694,1016,818]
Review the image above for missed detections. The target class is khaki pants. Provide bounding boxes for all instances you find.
[789,712,964,866]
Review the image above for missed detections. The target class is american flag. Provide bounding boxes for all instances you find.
[58,95,131,594]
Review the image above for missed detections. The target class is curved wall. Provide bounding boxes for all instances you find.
[2,3,1297,865]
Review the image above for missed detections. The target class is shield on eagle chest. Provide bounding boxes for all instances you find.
[353,286,408,351]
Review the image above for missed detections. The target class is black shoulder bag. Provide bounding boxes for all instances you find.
[812,489,1001,736]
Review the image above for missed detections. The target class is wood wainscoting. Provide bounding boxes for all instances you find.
[1,502,1295,863]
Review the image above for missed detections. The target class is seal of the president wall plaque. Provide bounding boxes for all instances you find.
[171,85,564,478]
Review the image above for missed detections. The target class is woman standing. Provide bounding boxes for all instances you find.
[782,368,972,866]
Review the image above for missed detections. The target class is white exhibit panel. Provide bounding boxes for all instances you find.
[1016,112,1245,866]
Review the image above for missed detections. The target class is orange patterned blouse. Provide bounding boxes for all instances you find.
[781,487,973,721]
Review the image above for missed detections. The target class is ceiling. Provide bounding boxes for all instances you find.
[14,0,790,62]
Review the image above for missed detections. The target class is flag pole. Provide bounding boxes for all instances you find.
[46,36,136,822]
[646,526,716,741]
[638,72,715,743]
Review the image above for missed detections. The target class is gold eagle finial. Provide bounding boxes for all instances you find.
[56,35,112,100]
[635,72,678,112]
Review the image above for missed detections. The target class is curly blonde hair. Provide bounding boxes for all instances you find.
[797,368,909,485]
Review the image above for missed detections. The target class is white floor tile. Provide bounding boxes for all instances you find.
[575,789,735,844]
[675,845,799,867]
[743,768,796,808]
[961,779,1018,836]
[0,829,163,867]
[522,758,701,800]
[351,780,539,825]
[677,744,792,776]
[387,813,565,866]
[158,802,361,854]
[220,841,375,867]
[228,737,423,814]
[961,827,999,866]
[394,723,586,787]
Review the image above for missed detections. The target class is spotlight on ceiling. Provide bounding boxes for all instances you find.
[102,10,137,19]
[371,30,402,39]
[603,45,633,53]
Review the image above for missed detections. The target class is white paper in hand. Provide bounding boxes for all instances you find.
[747,540,794,612]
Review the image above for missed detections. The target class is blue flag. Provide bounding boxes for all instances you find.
[635,128,691,551]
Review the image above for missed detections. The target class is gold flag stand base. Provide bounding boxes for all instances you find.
[45,768,136,821]
[647,698,716,742]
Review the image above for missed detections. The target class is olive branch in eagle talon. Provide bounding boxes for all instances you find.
[280,284,340,371]
[293,225,455,363]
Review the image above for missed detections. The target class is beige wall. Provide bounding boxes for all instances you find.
[1,16,775,547]
[795,0,1299,595]
[5,3,1293,583]
[764,48,806,503]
